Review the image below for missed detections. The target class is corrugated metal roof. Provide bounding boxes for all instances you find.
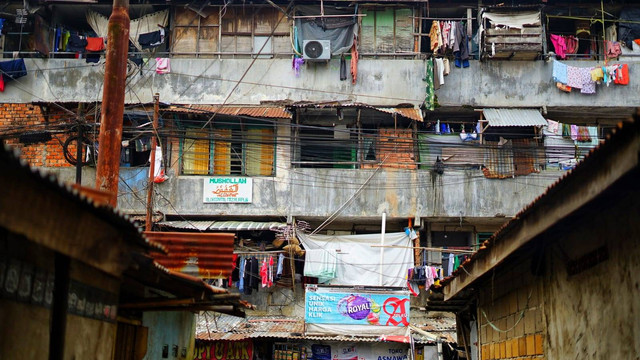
[209,221,288,231]
[290,102,423,122]
[159,220,287,232]
[158,220,215,231]
[144,231,235,279]
[163,105,292,119]
[196,314,441,344]
[483,108,547,127]
[377,107,423,122]
[196,315,304,341]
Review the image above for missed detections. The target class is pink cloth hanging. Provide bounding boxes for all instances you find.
[550,34,567,59]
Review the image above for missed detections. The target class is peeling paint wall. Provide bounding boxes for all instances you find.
[143,311,196,360]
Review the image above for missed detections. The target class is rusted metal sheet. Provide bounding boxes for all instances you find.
[164,105,292,119]
[144,231,235,279]
[377,107,423,122]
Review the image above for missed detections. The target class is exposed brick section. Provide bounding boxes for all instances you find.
[362,128,417,169]
[0,103,78,168]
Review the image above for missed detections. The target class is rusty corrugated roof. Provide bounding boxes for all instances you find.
[377,107,423,122]
[159,220,287,232]
[196,315,303,341]
[196,314,442,344]
[144,231,235,279]
[290,102,423,122]
[163,105,292,119]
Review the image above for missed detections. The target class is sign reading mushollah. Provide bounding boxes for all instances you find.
[203,177,252,203]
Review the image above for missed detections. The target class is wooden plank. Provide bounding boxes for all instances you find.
[360,9,376,53]
[375,9,394,53]
[395,8,414,52]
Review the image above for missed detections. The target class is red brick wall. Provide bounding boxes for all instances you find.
[0,103,76,168]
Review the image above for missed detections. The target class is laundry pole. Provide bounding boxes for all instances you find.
[379,212,386,286]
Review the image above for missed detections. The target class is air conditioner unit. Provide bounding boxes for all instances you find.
[303,40,331,61]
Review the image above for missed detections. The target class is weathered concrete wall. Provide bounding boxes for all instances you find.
[5,59,640,108]
[49,166,563,220]
[142,311,196,360]
[437,60,640,109]
[0,233,120,360]
[542,193,640,360]
[1,58,424,106]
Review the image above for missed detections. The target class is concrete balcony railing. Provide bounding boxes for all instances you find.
[50,166,563,220]
[4,58,639,110]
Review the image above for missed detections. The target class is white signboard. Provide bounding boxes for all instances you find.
[203,177,252,203]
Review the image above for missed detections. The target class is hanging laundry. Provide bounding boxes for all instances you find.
[577,67,596,94]
[606,41,622,59]
[0,59,27,82]
[268,256,274,287]
[590,67,604,82]
[550,34,567,59]
[614,64,629,85]
[260,258,268,287]
[67,34,88,52]
[546,119,560,135]
[552,60,568,84]
[276,253,285,280]
[292,57,304,77]
[570,124,579,141]
[340,55,347,81]
[576,126,592,142]
[453,22,469,68]
[441,21,451,49]
[350,35,358,85]
[449,22,457,51]
[138,28,165,49]
[238,257,246,293]
[429,21,442,51]
[434,58,445,87]
[54,27,61,52]
[423,58,435,111]
[556,82,572,93]
[303,249,337,283]
[85,37,105,52]
[231,255,240,283]
[442,58,450,75]
[155,58,170,74]
[61,30,71,52]
[447,253,454,276]
[565,36,579,55]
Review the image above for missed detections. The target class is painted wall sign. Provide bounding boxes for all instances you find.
[305,287,410,326]
[203,177,252,203]
[194,340,253,360]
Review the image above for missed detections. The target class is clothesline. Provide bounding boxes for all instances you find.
[234,250,286,255]
[412,17,470,21]
[546,14,640,25]
[371,245,475,254]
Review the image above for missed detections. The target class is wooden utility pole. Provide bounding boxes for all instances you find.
[95,0,130,206]
[146,94,160,231]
